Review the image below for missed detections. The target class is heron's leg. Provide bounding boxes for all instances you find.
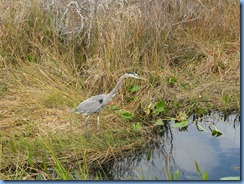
[84,116,90,137]
[97,115,100,130]
[84,116,90,129]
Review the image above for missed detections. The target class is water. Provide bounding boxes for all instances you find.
[107,112,240,180]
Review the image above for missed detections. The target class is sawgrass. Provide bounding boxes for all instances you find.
[0,0,240,180]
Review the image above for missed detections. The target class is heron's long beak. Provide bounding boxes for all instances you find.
[139,76,147,81]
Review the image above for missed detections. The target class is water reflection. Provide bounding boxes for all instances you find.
[108,112,240,180]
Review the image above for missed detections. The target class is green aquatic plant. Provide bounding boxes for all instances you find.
[153,101,165,115]
[209,125,223,137]
[194,160,208,180]
[172,111,189,128]
[144,100,165,116]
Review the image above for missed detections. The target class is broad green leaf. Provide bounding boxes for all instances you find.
[154,119,164,126]
[153,101,165,115]
[129,85,140,93]
[216,131,223,137]
[211,125,223,137]
[121,112,134,119]
[156,101,165,112]
[119,110,134,120]
[211,129,223,137]
[212,130,217,136]
[173,119,189,128]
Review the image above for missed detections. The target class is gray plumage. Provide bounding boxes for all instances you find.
[72,94,107,115]
[72,72,144,131]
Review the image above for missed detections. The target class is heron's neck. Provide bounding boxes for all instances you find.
[108,75,126,99]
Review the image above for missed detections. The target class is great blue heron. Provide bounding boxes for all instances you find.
[72,72,144,131]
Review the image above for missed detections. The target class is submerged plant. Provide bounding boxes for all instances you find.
[195,117,223,137]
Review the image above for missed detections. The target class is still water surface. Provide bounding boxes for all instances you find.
[107,112,240,180]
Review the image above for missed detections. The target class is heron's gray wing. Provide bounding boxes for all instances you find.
[74,94,106,115]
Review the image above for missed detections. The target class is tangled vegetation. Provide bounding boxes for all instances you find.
[0,0,240,180]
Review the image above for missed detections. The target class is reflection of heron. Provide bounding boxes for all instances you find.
[72,72,145,130]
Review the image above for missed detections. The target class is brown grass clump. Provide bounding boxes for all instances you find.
[0,0,240,180]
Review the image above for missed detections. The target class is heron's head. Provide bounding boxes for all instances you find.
[125,72,146,80]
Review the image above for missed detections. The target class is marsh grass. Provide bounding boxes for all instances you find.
[0,0,240,180]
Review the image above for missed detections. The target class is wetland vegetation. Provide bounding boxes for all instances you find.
[0,0,240,180]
